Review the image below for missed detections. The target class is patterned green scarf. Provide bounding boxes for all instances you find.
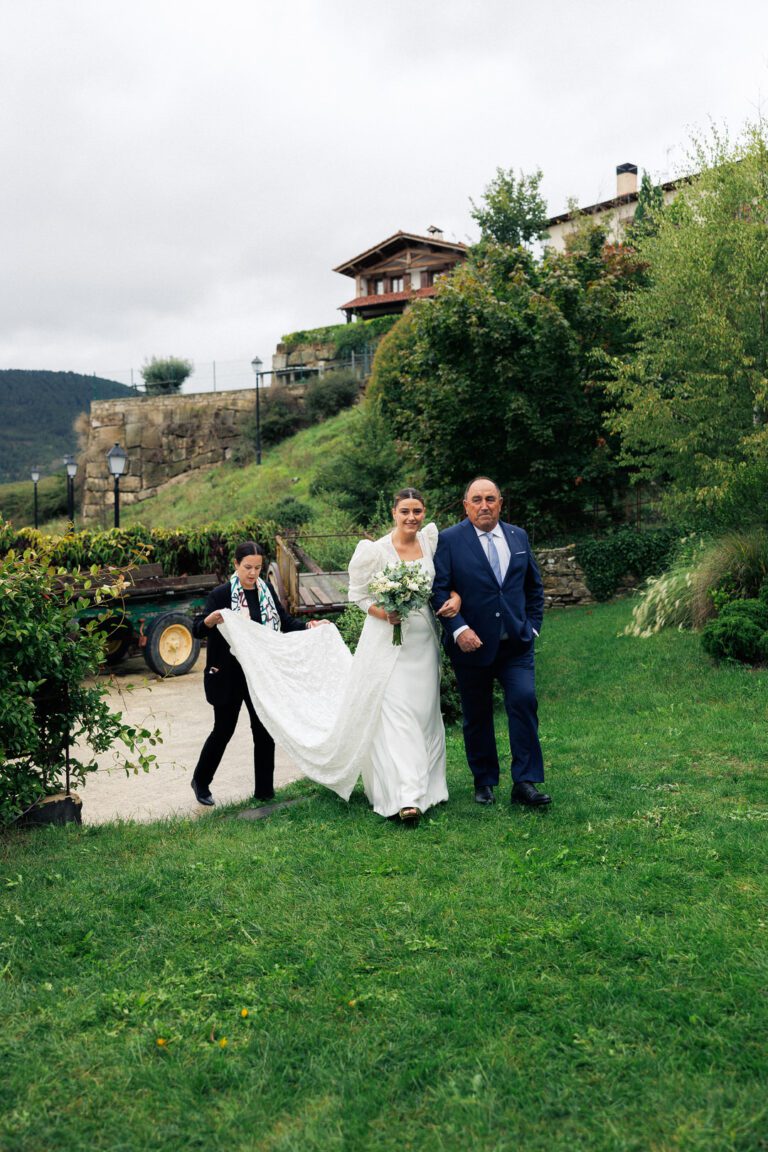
[229,574,281,632]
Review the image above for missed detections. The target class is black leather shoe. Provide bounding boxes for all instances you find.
[191,778,215,807]
[474,785,495,805]
[511,781,551,807]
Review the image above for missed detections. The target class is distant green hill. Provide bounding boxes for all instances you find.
[0,369,135,483]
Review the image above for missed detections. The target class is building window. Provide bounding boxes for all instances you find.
[374,279,385,295]
[391,276,403,293]
[410,270,421,290]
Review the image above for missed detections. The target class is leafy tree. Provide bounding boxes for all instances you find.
[140,356,193,395]
[626,170,665,240]
[369,222,642,535]
[609,121,768,528]
[469,166,548,249]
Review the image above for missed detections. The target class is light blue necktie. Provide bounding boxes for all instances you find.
[484,531,503,584]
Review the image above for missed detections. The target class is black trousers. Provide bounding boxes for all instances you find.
[193,664,275,799]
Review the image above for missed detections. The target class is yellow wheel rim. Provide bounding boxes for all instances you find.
[157,624,193,667]
[105,634,125,658]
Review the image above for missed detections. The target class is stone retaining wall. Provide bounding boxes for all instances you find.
[536,545,594,607]
[81,390,255,523]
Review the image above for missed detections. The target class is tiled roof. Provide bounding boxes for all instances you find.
[339,286,437,311]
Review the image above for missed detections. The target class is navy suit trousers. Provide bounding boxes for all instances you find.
[452,641,544,786]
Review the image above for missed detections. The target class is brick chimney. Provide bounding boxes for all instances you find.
[616,163,638,198]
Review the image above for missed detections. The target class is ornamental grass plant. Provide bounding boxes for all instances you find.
[625,527,768,638]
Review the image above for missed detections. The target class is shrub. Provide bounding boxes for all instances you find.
[334,604,366,650]
[692,529,768,623]
[260,385,305,446]
[280,316,398,357]
[623,559,697,638]
[266,498,313,532]
[627,530,768,646]
[304,370,360,424]
[140,356,193,395]
[700,598,768,663]
[576,525,682,601]
[0,546,159,827]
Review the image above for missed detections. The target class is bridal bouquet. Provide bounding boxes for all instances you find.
[368,561,433,646]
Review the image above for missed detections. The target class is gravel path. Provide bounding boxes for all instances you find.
[75,656,302,824]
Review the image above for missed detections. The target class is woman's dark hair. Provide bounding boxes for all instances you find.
[392,487,425,508]
[234,540,265,563]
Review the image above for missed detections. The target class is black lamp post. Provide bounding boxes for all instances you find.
[63,455,78,525]
[30,467,40,529]
[106,442,127,528]
[251,356,263,465]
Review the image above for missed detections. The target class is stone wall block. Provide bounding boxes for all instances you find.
[81,387,297,524]
[534,545,595,607]
[123,422,144,450]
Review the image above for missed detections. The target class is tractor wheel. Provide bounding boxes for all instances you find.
[144,612,201,677]
[103,624,134,667]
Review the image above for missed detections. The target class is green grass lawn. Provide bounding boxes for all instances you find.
[2,601,767,1151]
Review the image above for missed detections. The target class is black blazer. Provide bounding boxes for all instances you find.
[193,580,306,704]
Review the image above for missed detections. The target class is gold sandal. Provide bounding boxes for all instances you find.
[399,807,420,822]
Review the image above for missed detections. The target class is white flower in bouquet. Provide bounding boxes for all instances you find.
[368,561,433,645]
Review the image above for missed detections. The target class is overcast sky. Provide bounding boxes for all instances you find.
[3,0,768,393]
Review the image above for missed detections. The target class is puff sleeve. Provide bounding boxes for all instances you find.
[348,539,387,613]
[420,522,439,559]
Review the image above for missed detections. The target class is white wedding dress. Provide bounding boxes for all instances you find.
[218,523,448,816]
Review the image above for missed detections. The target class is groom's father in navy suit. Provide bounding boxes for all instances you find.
[432,477,550,807]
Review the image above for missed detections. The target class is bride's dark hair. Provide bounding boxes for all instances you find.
[392,487,425,508]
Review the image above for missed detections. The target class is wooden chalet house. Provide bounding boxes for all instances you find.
[334,227,468,322]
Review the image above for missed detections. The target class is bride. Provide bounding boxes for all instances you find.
[347,487,458,820]
[218,488,458,822]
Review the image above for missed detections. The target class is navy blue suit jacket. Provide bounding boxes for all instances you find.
[431,519,544,667]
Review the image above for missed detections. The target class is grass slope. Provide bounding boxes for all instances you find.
[119,408,359,530]
[1,601,767,1151]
